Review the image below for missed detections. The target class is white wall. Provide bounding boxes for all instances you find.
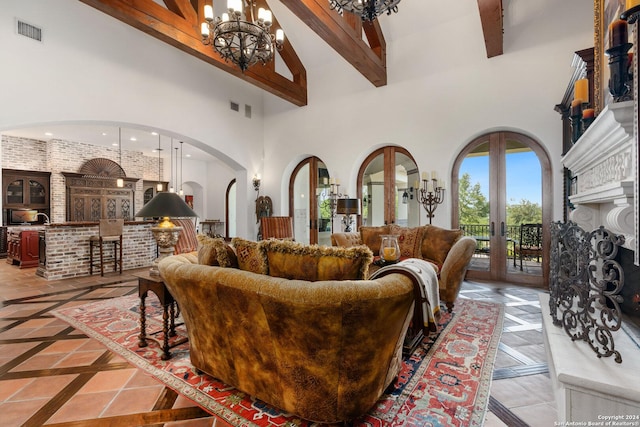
[0,0,596,235]
[0,0,264,237]
[263,0,595,227]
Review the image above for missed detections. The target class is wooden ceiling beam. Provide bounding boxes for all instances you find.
[477,0,503,58]
[279,0,387,87]
[79,0,307,106]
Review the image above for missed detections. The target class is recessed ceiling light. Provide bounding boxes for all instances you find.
[102,132,107,136]
[130,137,137,141]
[44,132,53,136]
[112,143,118,146]
[151,131,158,136]
[186,154,191,158]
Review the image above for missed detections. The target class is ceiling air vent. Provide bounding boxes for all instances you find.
[16,19,42,42]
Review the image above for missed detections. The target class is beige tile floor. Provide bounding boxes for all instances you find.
[0,260,557,426]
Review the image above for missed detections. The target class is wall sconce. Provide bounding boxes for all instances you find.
[252,174,261,192]
[401,187,414,204]
[418,171,445,224]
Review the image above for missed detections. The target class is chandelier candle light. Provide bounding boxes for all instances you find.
[201,1,284,72]
[329,0,401,21]
[418,171,445,224]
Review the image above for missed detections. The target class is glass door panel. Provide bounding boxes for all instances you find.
[395,152,420,227]
[292,163,310,244]
[7,179,24,205]
[361,153,385,227]
[29,180,46,205]
[505,141,542,279]
[290,157,329,245]
[458,141,491,272]
[316,161,331,246]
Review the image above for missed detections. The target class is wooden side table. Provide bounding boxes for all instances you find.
[135,271,185,360]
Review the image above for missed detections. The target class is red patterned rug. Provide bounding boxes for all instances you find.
[53,295,503,426]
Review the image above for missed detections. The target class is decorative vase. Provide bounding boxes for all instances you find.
[380,235,400,263]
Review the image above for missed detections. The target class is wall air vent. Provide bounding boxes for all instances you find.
[230,101,239,112]
[245,105,252,119]
[16,19,42,42]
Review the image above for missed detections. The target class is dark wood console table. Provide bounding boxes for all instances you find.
[135,271,186,360]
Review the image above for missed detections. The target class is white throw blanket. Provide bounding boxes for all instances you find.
[370,258,440,332]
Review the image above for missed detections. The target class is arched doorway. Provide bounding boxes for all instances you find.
[452,131,552,287]
[225,179,236,238]
[289,156,331,245]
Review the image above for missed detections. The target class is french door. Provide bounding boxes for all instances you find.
[452,131,552,286]
[357,146,420,227]
[289,157,331,245]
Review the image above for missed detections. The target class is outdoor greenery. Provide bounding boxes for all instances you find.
[458,172,541,226]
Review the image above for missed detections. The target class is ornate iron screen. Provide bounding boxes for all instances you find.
[549,221,626,363]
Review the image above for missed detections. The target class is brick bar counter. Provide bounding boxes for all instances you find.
[36,221,156,280]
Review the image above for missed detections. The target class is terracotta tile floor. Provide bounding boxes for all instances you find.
[0,260,556,426]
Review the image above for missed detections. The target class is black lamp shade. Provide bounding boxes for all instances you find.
[336,198,361,215]
[135,191,198,218]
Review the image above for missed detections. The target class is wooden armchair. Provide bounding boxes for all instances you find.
[260,216,294,240]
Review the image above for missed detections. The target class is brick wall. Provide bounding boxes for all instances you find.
[2,135,163,223]
[37,222,155,280]
[1,136,48,171]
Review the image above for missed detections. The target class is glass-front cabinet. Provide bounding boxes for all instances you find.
[6,179,25,205]
[2,169,51,226]
[3,170,50,209]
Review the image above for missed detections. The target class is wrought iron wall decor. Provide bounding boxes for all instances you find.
[549,221,626,363]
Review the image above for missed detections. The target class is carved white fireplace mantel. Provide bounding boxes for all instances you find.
[562,101,636,251]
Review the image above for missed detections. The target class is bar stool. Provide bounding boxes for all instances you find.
[90,219,123,276]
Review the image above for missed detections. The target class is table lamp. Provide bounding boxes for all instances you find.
[336,198,361,232]
[135,191,198,275]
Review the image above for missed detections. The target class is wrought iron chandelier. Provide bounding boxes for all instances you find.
[328,0,401,21]
[201,1,284,72]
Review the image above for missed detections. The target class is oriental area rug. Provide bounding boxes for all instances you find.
[53,295,504,427]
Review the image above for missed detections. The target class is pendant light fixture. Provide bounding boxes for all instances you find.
[169,138,174,193]
[116,127,124,188]
[329,0,401,21]
[179,141,184,196]
[174,146,179,195]
[156,134,163,192]
[201,1,284,73]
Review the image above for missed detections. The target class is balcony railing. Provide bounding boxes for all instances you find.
[460,223,521,257]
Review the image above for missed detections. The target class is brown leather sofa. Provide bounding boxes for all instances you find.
[332,224,476,311]
[158,251,416,423]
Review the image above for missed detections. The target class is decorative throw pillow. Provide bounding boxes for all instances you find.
[260,239,373,281]
[359,225,390,255]
[173,218,199,254]
[389,224,425,258]
[231,237,268,275]
[420,225,464,266]
[196,235,238,267]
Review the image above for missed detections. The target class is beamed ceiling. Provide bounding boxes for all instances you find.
[78,0,503,107]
